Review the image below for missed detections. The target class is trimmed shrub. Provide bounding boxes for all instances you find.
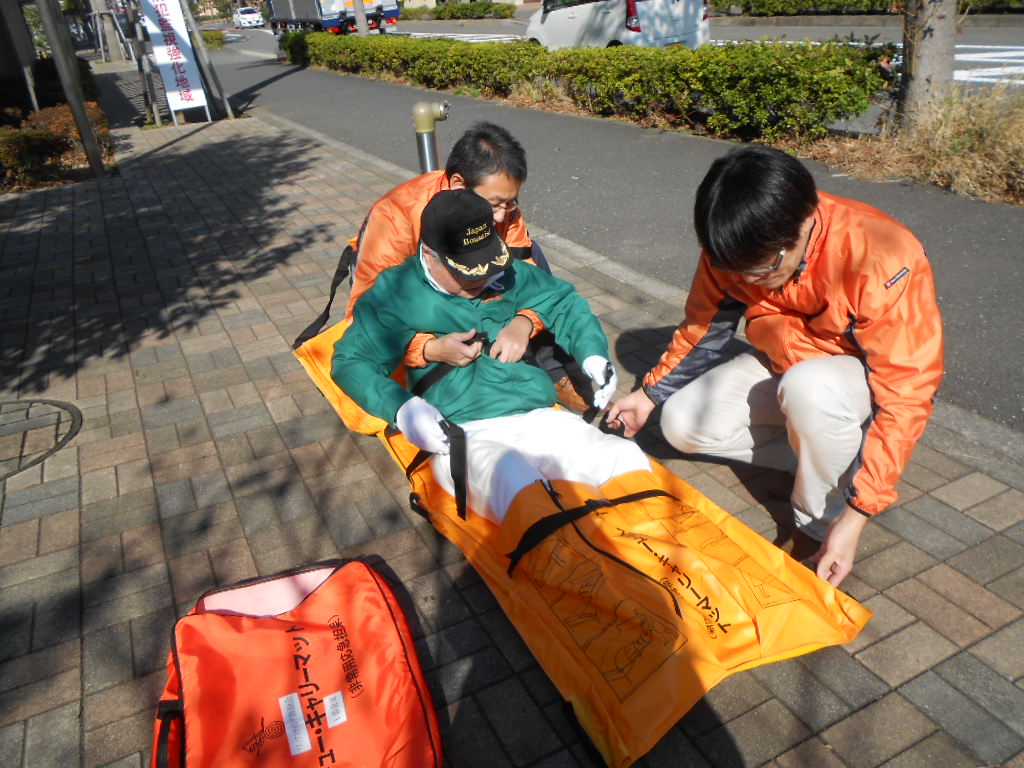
[401,2,517,20]
[21,101,114,167]
[201,29,225,49]
[279,30,310,65]
[433,2,517,19]
[0,127,68,187]
[293,33,888,141]
[1,101,113,189]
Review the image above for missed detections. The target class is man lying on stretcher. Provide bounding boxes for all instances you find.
[332,189,651,523]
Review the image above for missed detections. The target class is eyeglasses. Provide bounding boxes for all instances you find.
[742,247,788,276]
[740,219,817,276]
[488,198,519,213]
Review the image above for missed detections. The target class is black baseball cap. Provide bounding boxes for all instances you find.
[420,189,511,281]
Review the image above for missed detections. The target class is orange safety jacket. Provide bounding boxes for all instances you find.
[644,191,944,517]
[344,169,533,321]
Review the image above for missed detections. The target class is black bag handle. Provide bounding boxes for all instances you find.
[155,700,184,768]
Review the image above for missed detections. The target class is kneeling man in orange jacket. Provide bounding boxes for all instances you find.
[609,145,944,588]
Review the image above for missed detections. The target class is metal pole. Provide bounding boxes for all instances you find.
[35,0,106,178]
[22,66,40,112]
[411,101,449,173]
[133,11,162,126]
[92,10,108,61]
[92,0,120,61]
[111,11,134,61]
[179,0,235,118]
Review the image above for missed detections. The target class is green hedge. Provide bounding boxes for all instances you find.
[287,33,888,141]
[201,29,225,49]
[401,2,517,20]
[710,0,1022,14]
[279,30,311,65]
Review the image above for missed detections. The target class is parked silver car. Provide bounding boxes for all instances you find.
[526,0,709,50]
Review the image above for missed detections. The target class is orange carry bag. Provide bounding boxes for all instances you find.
[150,560,441,768]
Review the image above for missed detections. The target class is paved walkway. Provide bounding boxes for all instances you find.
[0,61,1022,768]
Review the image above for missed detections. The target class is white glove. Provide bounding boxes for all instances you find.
[396,397,450,455]
[582,355,618,410]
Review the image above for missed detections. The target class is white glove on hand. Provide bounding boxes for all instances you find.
[582,355,618,410]
[396,397,450,454]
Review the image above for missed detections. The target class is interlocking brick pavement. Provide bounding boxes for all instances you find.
[0,60,1022,768]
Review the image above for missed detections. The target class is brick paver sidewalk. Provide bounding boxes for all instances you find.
[1,93,1022,767]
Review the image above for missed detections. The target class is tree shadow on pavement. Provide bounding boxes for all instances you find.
[224,60,308,115]
[0,131,336,400]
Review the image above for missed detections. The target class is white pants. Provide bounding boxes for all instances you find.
[432,408,652,524]
[660,353,872,540]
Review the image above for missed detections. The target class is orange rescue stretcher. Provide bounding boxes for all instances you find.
[294,318,871,768]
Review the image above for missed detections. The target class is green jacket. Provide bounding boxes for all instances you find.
[332,256,608,424]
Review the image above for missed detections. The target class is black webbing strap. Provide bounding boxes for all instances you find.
[292,244,356,349]
[410,363,454,397]
[405,449,432,480]
[410,332,491,397]
[508,245,532,261]
[402,420,469,521]
[505,488,675,576]
[440,420,468,520]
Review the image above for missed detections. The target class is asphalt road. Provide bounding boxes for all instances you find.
[209,26,1023,432]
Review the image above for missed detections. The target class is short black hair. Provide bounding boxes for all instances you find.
[444,122,527,188]
[694,145,818,272]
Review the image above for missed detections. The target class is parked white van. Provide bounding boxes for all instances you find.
[526,0,709,50]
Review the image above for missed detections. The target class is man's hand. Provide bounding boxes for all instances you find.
[423,329,484,367]
[490,315,533,363]
[810,506,869,587]
[607,389,656,437]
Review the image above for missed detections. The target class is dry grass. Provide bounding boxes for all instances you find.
[791,86,1024,206]
[505,81,586,116]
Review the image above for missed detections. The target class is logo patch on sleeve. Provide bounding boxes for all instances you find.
[885,267,910,289]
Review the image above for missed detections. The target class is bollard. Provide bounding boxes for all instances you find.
[412,101,449,173]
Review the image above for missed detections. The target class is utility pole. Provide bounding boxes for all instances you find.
[34,0,107,177]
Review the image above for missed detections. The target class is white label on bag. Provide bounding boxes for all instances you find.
[279,693,312,755]
[325,691,347,727]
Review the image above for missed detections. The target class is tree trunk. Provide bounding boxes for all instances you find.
[899,0,957,134]
[352,0,370,35]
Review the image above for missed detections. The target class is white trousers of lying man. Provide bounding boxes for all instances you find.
[398,402,652,524]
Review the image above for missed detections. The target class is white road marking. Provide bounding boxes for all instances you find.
[955,45,1024,86]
